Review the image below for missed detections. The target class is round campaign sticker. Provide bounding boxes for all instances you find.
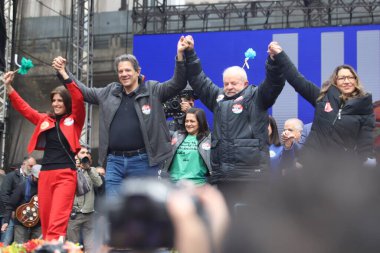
[216,94,224,102]
[40,121,50,130]
[171,137,178,145]
[232,104,243,114]
[269,150,276,158]
[64,117,74,126]
[201,142,211,150]
[142,104,151,115]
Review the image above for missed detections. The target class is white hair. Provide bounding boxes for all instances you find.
[223,66,248,83]
[285,118,304,132]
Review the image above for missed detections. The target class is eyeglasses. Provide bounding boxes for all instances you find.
[337,76,356,82]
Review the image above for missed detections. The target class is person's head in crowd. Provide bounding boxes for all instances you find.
[185,108,209,140]
[319,64,365,101]
[21,156,36,176]
[31,164,41,183]
[224,159,380,253]
[222,66,249,97]
[268,115,281,147]
[49,86,72,116]
[0,168,5,176]
[114,54,141,93]
[76,146,92,169]
[281,118,304,147]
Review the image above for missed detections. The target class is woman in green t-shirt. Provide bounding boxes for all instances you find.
[163,108,211,185]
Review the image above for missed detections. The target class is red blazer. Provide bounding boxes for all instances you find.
[9,81,85,154]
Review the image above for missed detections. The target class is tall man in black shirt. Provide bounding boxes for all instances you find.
[54,36,189,197]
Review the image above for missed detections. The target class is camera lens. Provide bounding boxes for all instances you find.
[81,156,90,164]
[170,100,180,110]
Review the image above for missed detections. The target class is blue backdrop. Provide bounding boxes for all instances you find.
[133,25,380,131]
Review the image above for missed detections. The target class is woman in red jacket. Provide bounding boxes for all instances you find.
[3,60,85,241]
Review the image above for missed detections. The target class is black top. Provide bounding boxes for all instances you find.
[108,90,145,152]
[41,116,76,170]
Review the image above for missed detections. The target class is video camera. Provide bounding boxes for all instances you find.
[99,178,207,251]
[163,84,197,118]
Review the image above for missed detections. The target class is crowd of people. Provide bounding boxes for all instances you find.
[0,35,378,253]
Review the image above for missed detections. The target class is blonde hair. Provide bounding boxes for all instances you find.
[317,65,366,102]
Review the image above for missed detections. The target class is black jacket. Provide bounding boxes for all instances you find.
[4,180,39,226]
[277,51,375,162]
[186,50,285,183]
[0,169,25,216]
[69,59,187,167]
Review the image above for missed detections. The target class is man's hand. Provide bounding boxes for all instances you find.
[167,183,229,253]
[2,71,15,94]
[281,131,296,149]
[52,56,69,80]
[1,223,8,232]
[180,101,193,113]
[177,36,189,61]
[185,35,194,51]
[267,41,282,60]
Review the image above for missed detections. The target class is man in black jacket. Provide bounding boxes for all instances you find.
[54,36,189,197]
[0,156,36,245]
[184,37,285,210]
[2,165,41,243]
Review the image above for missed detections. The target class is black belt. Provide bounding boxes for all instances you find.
[109,148,146,157]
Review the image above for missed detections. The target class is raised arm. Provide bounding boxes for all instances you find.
[153,36,189,102]
[3,71,43,125]
[256,42,286,109]
[270,42,320,107]
[53,56,101,105]
[184,35,222,111]
[52,57,85,129]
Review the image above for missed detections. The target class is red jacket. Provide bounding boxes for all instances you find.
[8,81,85,154]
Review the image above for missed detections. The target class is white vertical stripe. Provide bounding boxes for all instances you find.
[321,32,344,82]
[272,33,298,132]
[357,30,380,102]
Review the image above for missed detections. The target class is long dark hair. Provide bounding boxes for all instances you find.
[48,85,72,116]
[268,115,281,147]
[186,107,210,141]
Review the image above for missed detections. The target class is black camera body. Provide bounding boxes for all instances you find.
[105,179,174,250]
[102,178,207,251]
[163,95,183,118]
[163,84,197,118]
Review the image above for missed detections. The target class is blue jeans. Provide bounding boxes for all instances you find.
[105,152,159,198]
[1,218,14,245]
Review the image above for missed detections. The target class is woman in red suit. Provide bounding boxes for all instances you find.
[3,59,85,241]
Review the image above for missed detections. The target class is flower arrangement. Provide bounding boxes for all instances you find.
[0,239,82,253]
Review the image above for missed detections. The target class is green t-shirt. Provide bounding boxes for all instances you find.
[170,134,208,185]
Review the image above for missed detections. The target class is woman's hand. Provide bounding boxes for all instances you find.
[52,56,69,80]
[3,71,15,94]
[177,36,189,61]
[267,41,283,60]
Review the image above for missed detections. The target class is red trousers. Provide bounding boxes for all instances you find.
[38,168,77,241]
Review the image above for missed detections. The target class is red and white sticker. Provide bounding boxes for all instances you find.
[324,102,333,112]
[171,137,178,145]
[216,94,224,102]
[64,117,74,126]
[40,121,50,130]
[142,104,151,115]
[232,104,243,114]
[201,142,211,150]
